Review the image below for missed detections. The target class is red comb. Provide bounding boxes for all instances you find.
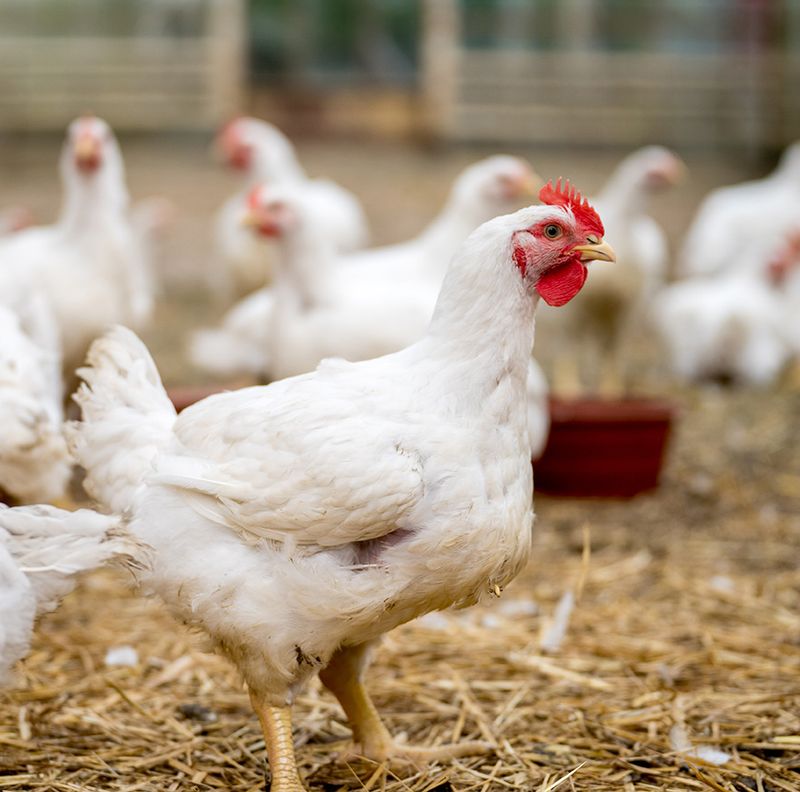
[219,117,251,169]
[539,178,604,237]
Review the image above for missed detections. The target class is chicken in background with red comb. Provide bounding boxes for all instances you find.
[191,155,541,383]
[26,185,615,791]
[0,116,155,380]
[192,157,552,458]
[211,116,369,299]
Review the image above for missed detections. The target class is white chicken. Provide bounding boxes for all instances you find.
[0,506,143,684]
[194,158,551,455]
[44,180,614,790]
[679,141,800,278]
[191,155,540,381]
[0,301,70,504]
[213,116,369,296]
[654,231,800,386]
[539,146,684,392]
[0,116,154,378]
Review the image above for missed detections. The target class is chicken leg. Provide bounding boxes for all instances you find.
[319,642,494,766]
[249,690,306,792]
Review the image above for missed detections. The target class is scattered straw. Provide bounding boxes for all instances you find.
[1,346,799,791]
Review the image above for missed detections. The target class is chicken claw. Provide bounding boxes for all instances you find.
[341,738,495,769]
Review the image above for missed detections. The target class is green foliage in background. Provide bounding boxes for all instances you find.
[249,0,420,85]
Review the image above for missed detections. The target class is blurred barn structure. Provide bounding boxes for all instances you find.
[0,0,245,131]
[1,0,798,152]
[424,0,800,150]
[250,0,800,152]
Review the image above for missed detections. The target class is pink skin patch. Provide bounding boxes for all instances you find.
[513,244,528,277]
[536,259,588,306]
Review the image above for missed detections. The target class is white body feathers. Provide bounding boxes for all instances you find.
[67,205,562,705]
[0,506,143,682]
[680,143,800,278]
[0,303,70,503]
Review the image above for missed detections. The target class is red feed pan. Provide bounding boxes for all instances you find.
[167,383,231,413]
[534,396,674,498]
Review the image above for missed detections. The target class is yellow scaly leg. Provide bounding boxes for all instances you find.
[249,691,307,792]
[320,644,493,767]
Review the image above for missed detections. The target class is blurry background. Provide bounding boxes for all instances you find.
[1,1,798,378]
[2,1,799,149]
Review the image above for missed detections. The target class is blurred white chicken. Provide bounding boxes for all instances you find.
[0,301,70,504]
[194,157,551,455]
[540,146,684,392]
[213,117,369,297]
[0,116,154,378]
[48,182,612,789]
[679,142,800,278]
[192,155,540,381]
[129,195,177,301]
[655,229,800,385]
[0,206,35,236]
[0,506,143,684]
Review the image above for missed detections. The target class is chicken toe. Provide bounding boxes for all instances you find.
[320,644,495,770]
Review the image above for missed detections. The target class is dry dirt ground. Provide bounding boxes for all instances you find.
[0,135,798,791]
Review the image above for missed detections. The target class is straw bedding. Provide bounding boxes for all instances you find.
[1,381,798,791]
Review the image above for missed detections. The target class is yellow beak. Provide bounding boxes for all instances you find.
[74,136,99,162]
[573,236,616,263]
[241,209,260,228]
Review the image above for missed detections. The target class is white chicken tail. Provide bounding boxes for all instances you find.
[0,505,147,616]
[67,326,176,513]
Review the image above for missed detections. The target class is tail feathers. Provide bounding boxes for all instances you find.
[0,505,148,616]
[66,326,176,513]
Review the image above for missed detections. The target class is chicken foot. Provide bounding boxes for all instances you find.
[249,690,307,792]
[320,642,494,767]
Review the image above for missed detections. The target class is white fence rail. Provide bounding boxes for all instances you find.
[0,0,245,131]
[423,0,800,149]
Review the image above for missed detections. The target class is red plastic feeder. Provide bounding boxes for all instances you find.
[167,384,231,413]
[534,396,674,498]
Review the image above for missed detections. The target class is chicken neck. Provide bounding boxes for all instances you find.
[273,221,340,309]
[423,224,537,408]
[58,152,130,237]
[251,134,307,186]
[595,165,653,221]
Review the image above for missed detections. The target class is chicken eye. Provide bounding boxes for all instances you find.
[544,224,562,239]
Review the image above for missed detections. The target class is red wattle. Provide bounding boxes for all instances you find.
[536,259,588,306]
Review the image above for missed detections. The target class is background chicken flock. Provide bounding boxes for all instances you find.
[1,115,799,791]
